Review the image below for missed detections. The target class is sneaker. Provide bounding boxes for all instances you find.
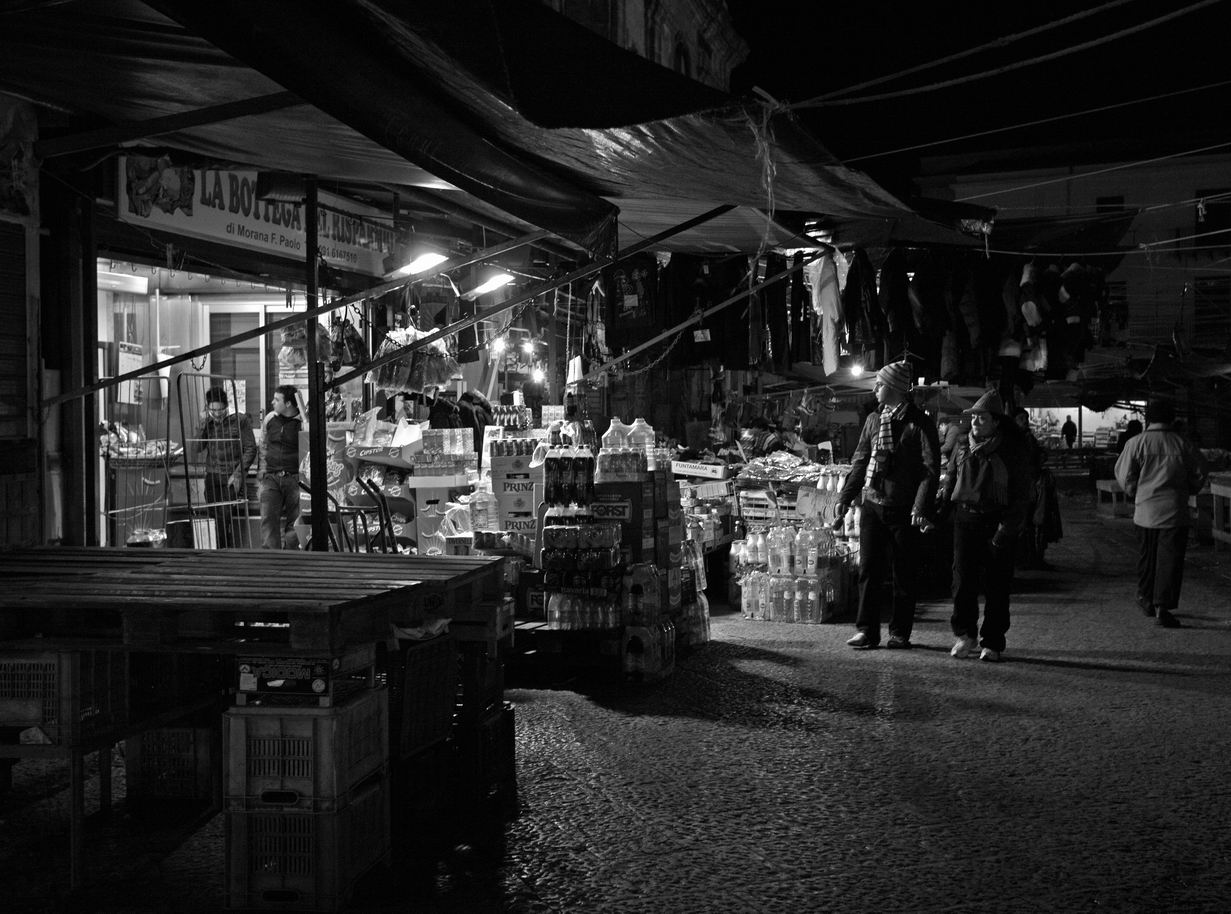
[950,636,977,659]
[979,648,1001,663]
[886,635,912,650]
[846,631,880,649]
[1156,610,1182,629]
[1136,595,1156,618]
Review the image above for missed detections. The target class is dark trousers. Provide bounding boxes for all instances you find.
[855,502,920,640]
[1135,525,1189,611]
[951,516,1016,652]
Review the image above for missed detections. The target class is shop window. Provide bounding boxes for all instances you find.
[208,310,262,418]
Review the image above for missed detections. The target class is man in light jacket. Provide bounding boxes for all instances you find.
[1114,397,1207,628]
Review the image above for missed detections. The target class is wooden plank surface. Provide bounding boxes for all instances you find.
[0,547,502,613]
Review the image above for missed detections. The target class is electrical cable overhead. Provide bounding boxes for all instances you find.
[793,0,1227,108]
[796,0,1143,105]
[842,78,1231,163]
[957,140,1231,201]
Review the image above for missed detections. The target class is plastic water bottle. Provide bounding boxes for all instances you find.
[627,417,655,464]
[602,417,630,449]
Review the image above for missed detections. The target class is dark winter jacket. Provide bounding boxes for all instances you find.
[837,401,940,517]
[941,428,1033,544]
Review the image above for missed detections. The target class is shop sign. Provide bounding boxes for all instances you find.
[117,155,396,276]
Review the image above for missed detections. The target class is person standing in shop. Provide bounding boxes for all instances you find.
[1061,415,1077,449]
[938,391,1033,662]
[1114,397,1207,629]
[194,385,257,548]
[260,385,308,550]
[833,360,940,650]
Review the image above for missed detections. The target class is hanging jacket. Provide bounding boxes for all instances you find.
[842,248,881,365]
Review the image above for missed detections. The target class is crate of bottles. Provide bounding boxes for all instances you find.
[0,650,128,744]
[223,688,387,810]
[225,772,389,912]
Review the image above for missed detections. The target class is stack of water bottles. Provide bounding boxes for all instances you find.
[677,520,712,647]
[735,520,844,623]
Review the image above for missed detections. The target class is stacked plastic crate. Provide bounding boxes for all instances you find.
[222,687,389,912]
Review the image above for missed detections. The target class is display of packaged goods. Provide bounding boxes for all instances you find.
[541,523,621,549]
[594,446,648,483]
[622,621,675,682]
[539,546,622,571]
[542,446,597,506]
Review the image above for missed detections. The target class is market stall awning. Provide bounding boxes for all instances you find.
[2,0,927,257]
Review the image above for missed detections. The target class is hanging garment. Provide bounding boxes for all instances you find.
[789,252,811,365]
[765,253,790,372]
[805,252,842,376]
[877,247,912,357]
[842,248,881,369]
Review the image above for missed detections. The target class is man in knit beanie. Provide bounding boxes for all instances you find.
[834,360,941,650]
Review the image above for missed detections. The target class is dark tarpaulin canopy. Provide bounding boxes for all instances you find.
[1,0,936,256]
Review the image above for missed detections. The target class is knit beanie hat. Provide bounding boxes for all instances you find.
[963,390,1005,417]
[876,360,912,393]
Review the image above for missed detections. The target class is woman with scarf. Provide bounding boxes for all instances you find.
[938,391,1032,662]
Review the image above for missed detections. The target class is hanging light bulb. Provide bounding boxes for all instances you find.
[521,338,536,355]
[849,363,864,377]
[490,337,507,354]
[531,366,546,384]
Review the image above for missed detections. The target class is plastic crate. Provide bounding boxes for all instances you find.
[454,701,517,817]
[225,772,390,912]
[223,688,387,809]
[126,724,218,802]
[0,650,128,744]
[386,635,457,760]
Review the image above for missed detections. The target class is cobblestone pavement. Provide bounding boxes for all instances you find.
[4,493,1231,913]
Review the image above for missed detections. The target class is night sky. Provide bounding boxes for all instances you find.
[724,0,1231,193]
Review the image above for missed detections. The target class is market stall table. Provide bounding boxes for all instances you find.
[0,546,506,891]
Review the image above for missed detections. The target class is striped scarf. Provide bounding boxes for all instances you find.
[864,400,906,490]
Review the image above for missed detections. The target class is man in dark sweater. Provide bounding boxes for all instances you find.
[259,385,307,549]
[833,361,941,649]
[194,385,257,548]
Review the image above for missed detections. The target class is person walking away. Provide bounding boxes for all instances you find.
[938,391,1032,662]
[260,385,308,549]
[1114,398,1207,628]
[1061,415,1077,449]
[194,386,257,548]
[1012,408,1046,570]
[833,360,940,650]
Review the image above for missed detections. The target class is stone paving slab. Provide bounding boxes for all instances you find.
[3,494,1230,912]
